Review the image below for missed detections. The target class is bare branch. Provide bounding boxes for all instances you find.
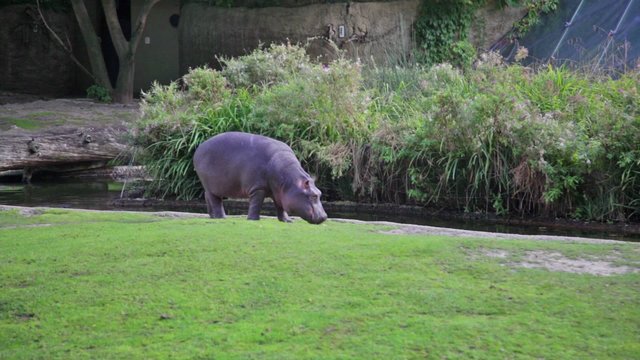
[64,32,72,49]
[35,0,97,83]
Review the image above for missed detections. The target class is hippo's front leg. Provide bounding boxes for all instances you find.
[276,204,292,223]
[247,189,266,220]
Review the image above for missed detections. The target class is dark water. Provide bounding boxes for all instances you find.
[1,180,638,242]
[0,181,120,209]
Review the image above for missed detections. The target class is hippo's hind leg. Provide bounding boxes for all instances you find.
[205,191,226,218]
[247,189,266,220]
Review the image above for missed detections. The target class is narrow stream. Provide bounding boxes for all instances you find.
[1,180,638,242]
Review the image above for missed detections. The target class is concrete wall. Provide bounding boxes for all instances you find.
[0,1,527,97]
[132,0,180,94]
[179,0,421,73]
[179,0,527,72]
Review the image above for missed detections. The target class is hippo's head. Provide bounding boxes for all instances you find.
[282,177,327,224]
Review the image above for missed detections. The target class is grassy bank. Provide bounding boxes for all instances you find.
[1,207,639,358]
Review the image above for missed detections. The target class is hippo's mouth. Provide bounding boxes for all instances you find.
[286,204,327,224]
[307,206,327,225]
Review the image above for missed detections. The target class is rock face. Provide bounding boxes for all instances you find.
[179,0,421,71]
[0,5,78,97]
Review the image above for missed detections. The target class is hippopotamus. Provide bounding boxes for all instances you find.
[193,132,328,224]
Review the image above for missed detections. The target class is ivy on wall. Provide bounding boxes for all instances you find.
[511,0,558,38]
[414,0,559,67]
[414,0,486,67]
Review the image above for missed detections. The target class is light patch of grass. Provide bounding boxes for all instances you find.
[0,208,638,359]
[22,111,59,119]
[0,113,65,130]
[0,118,44,130]
[107,182,125,192]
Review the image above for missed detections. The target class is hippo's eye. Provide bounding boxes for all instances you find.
[310,195,319,202]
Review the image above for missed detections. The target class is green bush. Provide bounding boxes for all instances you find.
[220,42,311,89]
[86,84,112,103]
[395,58,640,220]
[135,44,370,200]
[133,44,640,222]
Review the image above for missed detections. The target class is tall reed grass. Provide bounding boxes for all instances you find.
[133,44,640,222]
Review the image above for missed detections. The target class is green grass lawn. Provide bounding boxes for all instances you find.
[1,208,638,359]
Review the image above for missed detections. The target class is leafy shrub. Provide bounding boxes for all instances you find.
[133,43,640,222]
[251,58,371,177]
[134,44,370,200]
[86,84,112,103]
[182,66,229,104]
[220,42,311,88]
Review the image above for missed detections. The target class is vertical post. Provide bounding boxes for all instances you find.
[550,0,586,61]
[595,0,635,68]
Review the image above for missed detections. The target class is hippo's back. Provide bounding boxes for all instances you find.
[193,132,293,197]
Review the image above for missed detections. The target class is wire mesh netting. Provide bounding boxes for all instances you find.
[494,0,640,70]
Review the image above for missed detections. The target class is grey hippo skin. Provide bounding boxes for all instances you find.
[193,132,328,224]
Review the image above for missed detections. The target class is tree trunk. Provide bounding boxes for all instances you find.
[113,55,136,104]
[0,127,128,172]
[70,0,113,92]
[101,0,160,103]
[63,0,160,103]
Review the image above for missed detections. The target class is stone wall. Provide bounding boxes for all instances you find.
[0,5,79,97]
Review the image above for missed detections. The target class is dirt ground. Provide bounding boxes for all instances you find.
[477,248,639,276]
[0,92,139,131]
[333,218,640,276]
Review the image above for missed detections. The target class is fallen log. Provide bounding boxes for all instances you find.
[0,125,129,174]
